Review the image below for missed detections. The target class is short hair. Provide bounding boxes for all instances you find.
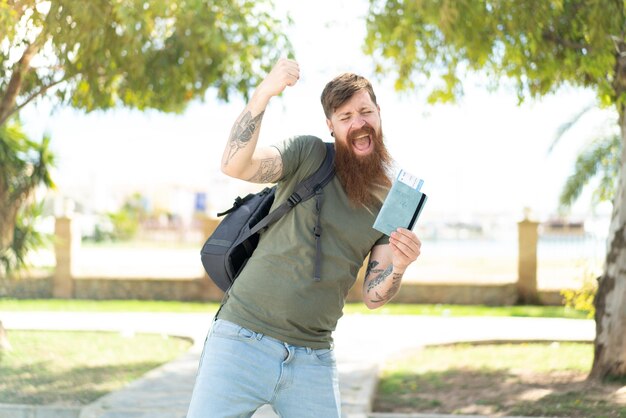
[320,73,378,119]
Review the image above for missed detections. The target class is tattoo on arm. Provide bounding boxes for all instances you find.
[225,110,265,165]
[365,260,404,304]
[366,260,384,277]
[370,272,403,303]
[246,157,282,183]
[366,265,393,292]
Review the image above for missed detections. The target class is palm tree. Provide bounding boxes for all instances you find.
[551,106,619,212]
[0,119,54,276]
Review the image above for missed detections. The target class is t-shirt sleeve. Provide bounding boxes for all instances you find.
[273,135,326,183]
[373,234,390,246]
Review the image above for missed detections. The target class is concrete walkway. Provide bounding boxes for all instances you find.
[0,312,595,418]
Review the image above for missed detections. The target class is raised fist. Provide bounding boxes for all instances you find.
[256,58,300,99]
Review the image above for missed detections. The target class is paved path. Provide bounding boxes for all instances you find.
[0,312,595,418]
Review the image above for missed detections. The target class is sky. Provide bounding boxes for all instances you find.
[19,0,617,228]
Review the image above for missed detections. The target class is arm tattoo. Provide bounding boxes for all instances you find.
[366,265,393,292]
[365,259,404,303]
[225,110,265,165]
[366,260,384,277]
[246,157,282,183]
[370,272,403,303]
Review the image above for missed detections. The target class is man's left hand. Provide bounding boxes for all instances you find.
[389,228,421,271]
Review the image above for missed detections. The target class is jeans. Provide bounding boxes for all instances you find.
[186,319,341,418]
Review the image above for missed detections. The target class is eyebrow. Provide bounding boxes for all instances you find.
[337,106,374,117]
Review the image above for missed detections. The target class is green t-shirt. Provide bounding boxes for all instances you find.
[218,135,389,349]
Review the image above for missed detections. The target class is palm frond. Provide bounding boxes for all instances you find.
[559,134,621,210]
[548,103,596,154]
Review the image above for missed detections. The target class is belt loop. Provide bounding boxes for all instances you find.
[256,332,263,341]
[306,347,312,354]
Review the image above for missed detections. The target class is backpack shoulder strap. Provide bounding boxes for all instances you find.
[248,142,335,237]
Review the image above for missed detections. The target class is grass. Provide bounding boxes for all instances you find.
[375,343,626,417]
[0,298,220,313]
[0,298,589,318]
[0,330,192,405]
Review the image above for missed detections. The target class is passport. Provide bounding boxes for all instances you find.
[373,169,428,236]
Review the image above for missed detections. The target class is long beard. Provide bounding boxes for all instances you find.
[334,124,392,207]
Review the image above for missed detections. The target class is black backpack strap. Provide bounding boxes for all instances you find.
[246,142,335,281]
[248,142,335,238]
[312,188,324,281]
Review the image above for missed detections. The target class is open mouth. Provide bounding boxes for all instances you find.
[352,133,372,152]
[349,126,375,154]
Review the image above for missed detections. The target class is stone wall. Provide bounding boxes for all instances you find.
[0,215,567,306]
[0,276,52,299]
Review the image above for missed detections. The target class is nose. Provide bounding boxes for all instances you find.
[351,115,367,130]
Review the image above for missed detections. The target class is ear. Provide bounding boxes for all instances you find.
[326,119,334,135]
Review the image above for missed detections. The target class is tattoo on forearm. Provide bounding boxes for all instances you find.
[246,157,282,183]
[366,260,384,277]
[225,110,265,164]
[370,272,403,303]
[366,265,393,292]
[365,259,404,303]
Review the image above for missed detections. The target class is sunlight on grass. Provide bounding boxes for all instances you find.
[0,299,220,312]
[0,299,589,319]
[0,330,192,405]
[374,343,624,418]
[385,343,592,374]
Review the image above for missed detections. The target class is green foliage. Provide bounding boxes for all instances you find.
[561,265,599,319]
[0,201,50,275]
[0,120,55,202]
[559,134,620,210]
[0,0,291,118]
[0,119,54,275]
[364,0,622,106]
[0,1,290,272]
[107,193,147,241]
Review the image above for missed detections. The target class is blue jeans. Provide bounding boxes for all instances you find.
[186,319,341,418]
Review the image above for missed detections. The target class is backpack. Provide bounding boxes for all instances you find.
[200,143,336,292]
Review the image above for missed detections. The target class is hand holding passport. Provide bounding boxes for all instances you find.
[373,169,428,236]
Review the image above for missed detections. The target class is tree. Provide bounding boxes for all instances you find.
[0,0,290,271]
[0,119,54,275]
[550,106,620,210]
[364,0,626,380]
[559,134,620,209]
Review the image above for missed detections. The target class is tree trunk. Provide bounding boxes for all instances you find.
[0,199,19,252]
[590,104,626,380]
[0,40,39,126]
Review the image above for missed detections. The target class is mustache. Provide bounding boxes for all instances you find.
[348,124,375,141]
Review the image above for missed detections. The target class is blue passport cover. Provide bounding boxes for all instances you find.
[373,170,428,236]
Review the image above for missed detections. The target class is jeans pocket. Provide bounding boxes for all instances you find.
[313,347,335,366]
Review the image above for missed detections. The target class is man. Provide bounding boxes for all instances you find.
[187,58,421,418]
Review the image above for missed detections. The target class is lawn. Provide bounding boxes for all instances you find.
[375,342,626,418]
[0,330,192,405]
[0,298,589,319]
[0,299,594,409]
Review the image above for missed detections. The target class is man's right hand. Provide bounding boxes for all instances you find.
[254,58,300,101]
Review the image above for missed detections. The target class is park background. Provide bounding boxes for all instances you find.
[12,0,615,296]
[3,1,626,417]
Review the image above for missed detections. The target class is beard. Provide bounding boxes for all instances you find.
[334,123,392,207]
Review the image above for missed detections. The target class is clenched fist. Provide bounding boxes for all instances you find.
[255,58,300,100]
